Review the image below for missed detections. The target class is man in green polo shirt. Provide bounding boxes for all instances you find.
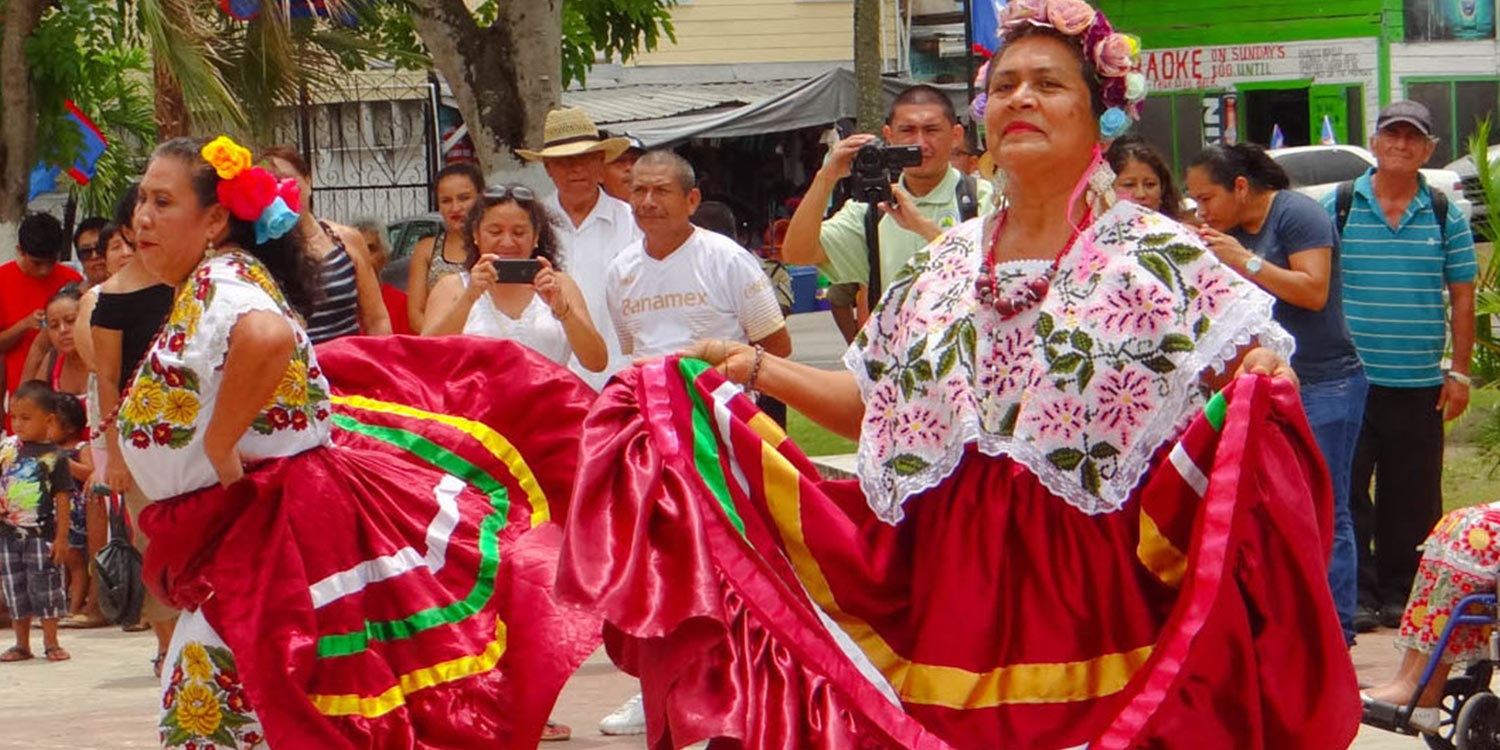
[782,85,995,341]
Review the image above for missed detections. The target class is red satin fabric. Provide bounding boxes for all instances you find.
[140,336,602,749]
[557,362,1359,749]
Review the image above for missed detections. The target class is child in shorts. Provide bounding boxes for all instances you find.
[0,381,77,662]
[49,393,93,617]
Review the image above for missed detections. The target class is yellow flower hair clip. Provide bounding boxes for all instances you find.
[201,136,253,181]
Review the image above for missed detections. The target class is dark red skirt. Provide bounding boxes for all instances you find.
[557,357,1361,749]
[140,337,603,750]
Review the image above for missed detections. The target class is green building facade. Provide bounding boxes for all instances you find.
[1100,0,1500,168]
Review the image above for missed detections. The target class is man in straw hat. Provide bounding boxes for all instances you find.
[518,107,641,390]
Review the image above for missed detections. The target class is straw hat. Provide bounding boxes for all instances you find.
[516,107,630,162]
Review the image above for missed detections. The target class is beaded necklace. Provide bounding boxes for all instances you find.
[974,148,1107,320]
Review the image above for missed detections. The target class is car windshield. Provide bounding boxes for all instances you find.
[1274,150,1371,186]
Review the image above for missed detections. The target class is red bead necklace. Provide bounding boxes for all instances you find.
[975,208,1090,320]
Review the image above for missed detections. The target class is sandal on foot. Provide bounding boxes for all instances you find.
[121,622,150,633]
[44,646,70,662]
[1,646,34,662]
[59,613,107,629]
[540,721,571,741]
[152,651,167,678]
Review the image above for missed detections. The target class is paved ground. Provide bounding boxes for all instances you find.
[0,311,1447,748]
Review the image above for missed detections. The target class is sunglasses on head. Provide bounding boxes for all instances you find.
[483,184,537,202]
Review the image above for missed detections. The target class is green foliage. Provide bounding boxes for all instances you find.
[1465,117,1500,384]
[561,0,677,87]
[363,0,676,86]
[25,0,156,215]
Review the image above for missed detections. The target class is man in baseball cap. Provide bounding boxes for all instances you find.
[1374,99,1435,137]
[1321,98,1479,638]
[599,130,646,202]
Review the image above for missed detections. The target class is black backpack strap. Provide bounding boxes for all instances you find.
[1335,180,1355,237]
[864,204,882,304]
[956,173,979,222]
[1430,187,1450,246]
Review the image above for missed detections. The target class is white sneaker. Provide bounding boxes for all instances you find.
[599,692,646,736]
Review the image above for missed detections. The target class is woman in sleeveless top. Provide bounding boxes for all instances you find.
[261,145,391,343]
[422,184,606,372]
[406,162,484,332]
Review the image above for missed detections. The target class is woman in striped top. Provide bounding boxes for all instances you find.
[262,146,391,343]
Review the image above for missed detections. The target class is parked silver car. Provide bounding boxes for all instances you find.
[1268,145,1472,219]
[1444,144,1499,234]
[380,212,443,292]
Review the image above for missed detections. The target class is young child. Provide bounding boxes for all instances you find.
[49,393,93,619]
[0,381,77,662]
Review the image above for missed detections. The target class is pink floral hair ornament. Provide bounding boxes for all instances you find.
[996,0,1148,140]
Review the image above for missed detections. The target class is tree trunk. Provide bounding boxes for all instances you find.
[0,0,47,260]
[853,0,884,134]
[411,0,561,180]
[154,56,192,140]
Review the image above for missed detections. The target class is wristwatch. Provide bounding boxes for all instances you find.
[1447,370,1473,387]
[1244,255,1264,276]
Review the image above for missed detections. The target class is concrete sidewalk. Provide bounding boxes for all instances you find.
[0,619,1440,749]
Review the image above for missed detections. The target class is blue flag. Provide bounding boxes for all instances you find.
[29,101,107,200]
[973,0,1004,56]
[1320,115,1337,145]
[1270,124,1285,149]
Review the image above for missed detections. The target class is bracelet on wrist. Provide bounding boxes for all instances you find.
[1447,370,1473,387]
[550,303,571,321]
[744,344,766,400]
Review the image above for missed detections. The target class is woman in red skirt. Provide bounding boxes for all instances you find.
[116,135,600,749]
[556,2,1361,748]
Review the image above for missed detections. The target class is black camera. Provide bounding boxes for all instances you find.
[848,141,923,206]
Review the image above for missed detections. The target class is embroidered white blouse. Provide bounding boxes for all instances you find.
[846,200,1294,523]
[118,251,333,501]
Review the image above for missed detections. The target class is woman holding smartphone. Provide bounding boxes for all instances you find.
[422,184,607,373]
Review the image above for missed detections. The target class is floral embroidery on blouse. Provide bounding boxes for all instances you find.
[119,251,332,501]
[119,253,329,451]
[160,640,264,749]
[847,201,1294,522]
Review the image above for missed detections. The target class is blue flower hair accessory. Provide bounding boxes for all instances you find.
[254,197,299,244]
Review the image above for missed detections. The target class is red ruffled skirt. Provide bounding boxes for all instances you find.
[140,337,603,750]
[556,357,1361,749]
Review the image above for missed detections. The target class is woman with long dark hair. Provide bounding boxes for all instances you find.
[1105,135,1188,220]
[406,162,485,332]
[1185,142,1368,647]
[422,185,606,372]
[261,145,391,343]
[117,136,597,749]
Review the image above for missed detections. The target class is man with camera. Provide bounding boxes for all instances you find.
[782,85,994,339]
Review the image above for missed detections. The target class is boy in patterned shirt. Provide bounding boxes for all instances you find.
[0,381,76,662]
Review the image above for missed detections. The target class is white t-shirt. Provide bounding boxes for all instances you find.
[547,190,641,390]
[607,227,786,359]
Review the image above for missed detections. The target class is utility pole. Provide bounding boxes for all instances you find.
[854,0,884,133]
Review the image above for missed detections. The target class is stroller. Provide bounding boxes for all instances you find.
[1361,592,1500,749]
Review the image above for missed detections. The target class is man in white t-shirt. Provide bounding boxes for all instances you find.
[518,107,642,390]
[608,150,792,361]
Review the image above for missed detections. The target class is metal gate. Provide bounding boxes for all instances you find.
[271,68,439,227]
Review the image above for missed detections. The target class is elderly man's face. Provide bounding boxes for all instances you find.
[544,151,606,202]
[1371,122,1436,177]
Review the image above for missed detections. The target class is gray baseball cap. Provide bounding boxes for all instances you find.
[1376,100,1435,136]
